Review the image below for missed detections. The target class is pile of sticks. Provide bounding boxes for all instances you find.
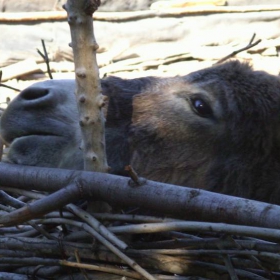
[0,164,279,279]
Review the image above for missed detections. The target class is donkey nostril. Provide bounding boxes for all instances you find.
[21,87,49,101]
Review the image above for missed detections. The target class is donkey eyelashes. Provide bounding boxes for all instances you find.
[190,96,213,118]
[175,90,213,118]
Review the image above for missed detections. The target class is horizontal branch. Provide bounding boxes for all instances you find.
[1,5,280,22]
[0,163,280,229]
[108,221,280,241]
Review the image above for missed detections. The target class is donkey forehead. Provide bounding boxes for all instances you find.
[187,64,280,113]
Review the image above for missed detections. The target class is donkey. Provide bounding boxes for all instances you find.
[2,61,280,203]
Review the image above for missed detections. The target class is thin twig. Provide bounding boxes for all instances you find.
[215,33,261,64]
[249,33,256,45]
[232,236,274,278]
[222,254,239,280]
[0,83,20,91]
[41,217,156,280]
[66,203,128,250]
[125,165,141,185]
[74,249,90,280]
[0,187,46,200]
[2,187,128,249]
[134,236,280,252]
[53,212,178,223]
[60,259,143,279]
[0,191,56,240]
[41,39,53,79]
[37,48,45,60]
[130,248,280,260]
[108,221,280,242]
[37,39,53,79]
[218,240,239,280]
[0,190,25,208]
[0,256,143,279]
[0,226,33,234]
[92,212,180,223]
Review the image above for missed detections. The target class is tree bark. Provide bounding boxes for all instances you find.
[63,0,108,173]
[63,0,109,213]
[0,163,280,231]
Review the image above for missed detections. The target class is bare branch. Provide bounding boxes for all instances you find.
[215,33,262,64]
[0,83,20,91]
[36,39,53,79]
[0,163,280,231]
[66,203,128,250]
[60,259,142,279]
[63,0,108,172]
[41,217,156,280]
[0,182,81,226]
[108,221,280,241]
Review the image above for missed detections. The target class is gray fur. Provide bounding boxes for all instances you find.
[2,61,280,203]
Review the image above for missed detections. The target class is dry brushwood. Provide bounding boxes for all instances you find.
[0,163,280,279]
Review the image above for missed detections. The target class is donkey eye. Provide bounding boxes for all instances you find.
[191,97,213,118]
